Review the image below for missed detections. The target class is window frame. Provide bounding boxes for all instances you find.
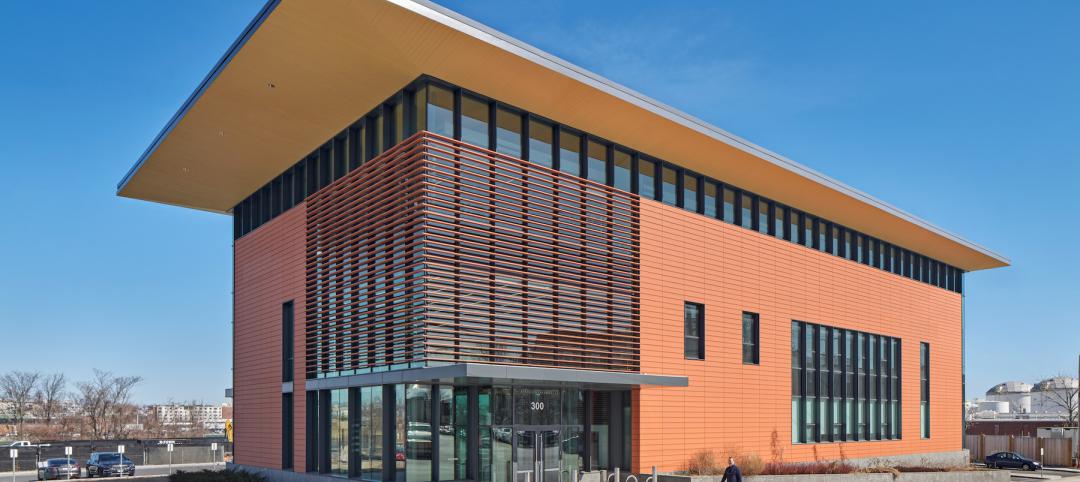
[683,301,705,360]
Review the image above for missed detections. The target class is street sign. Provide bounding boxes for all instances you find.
[211,443,218,451]
[65,447,72,456]
[167,444,174,453]
[7,449,14,459]
[117,445,125,454]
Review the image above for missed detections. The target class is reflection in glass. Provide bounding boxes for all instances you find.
[613,150,631,191]
[528,120,554,168]
[637,158,655,199]
[394,386,406,480]
[661,166,677,206]
[361,386,384,481]
[559,130,581,176]
[722,187,735,223]
[330,389,349,476]
[703,181,717,218]
[587,140,607,184]
[405,385,431,482]
[758,199,769,234]
[740,193,753,229]
[683,174,698,212]
[496,108,523,158]
[462,95,489,148]
[427,85,453,138]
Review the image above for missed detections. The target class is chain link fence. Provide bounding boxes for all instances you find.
[4,438,230,471]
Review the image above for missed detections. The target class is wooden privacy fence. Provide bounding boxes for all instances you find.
[966,434,1075,467]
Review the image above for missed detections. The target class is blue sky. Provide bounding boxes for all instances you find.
[1,1,1077,403]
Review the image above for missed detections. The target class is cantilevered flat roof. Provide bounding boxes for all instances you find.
[117,0,1008,271]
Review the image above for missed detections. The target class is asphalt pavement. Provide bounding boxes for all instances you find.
[4,463,219,482]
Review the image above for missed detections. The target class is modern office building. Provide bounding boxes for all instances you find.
[117,1,1009,480]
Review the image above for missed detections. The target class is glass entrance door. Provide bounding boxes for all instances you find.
[513,430,560,482]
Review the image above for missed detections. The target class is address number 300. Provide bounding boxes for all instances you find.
[530,401,545,411]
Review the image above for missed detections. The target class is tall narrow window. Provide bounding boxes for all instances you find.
[684,302,704,360]
[282,301,294,383]
[722,187,736,223]
[559,129,582,176]
[637,157,656,199]
[528,119,554,168]
[460,94,489,148]
[757,199,770,235]
[921,342,930,438]
[427,84,454,138]
[683,173,699,212]
[661,166,678,206]
[703,181,717,218]
[773,204,785,239]
[740,193,753,229]
[587,139,608,184]
[495,106,523,158]
[742,312,759,364]
[282,393,293,470]
[613,149,632,191]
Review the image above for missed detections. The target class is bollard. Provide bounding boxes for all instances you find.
[652,466,658,482]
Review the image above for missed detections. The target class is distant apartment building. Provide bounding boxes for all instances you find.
[152,403,229,431]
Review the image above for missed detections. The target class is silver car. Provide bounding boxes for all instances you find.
[37,458,81,480]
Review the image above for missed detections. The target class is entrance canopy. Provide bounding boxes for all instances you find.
[303,363,688,391]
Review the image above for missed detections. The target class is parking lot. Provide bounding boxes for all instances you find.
[6,463,219,482]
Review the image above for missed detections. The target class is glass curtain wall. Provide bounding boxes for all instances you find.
[405,385,433,482]
[330,389,349,476]
[791,321,901,444]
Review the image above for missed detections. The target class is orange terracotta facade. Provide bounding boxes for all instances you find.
[634,197,962,472]
[233,202,308,470]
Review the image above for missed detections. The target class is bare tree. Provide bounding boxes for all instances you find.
[0,370,41,435]
[1039,375,1079,427]
[36,373,66,425]
[74,369,142,439]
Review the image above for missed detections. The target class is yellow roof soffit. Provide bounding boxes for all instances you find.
[116,0,1009,271]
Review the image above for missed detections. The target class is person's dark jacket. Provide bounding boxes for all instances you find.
[720,464,742,482]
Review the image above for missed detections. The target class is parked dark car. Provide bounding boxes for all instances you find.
[37,458,81,480]
[85,453,135,478]
[985,451,1041,470]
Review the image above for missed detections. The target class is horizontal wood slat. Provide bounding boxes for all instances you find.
[305,132,641,377]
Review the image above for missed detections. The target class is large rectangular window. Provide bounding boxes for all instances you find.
[742,312,759,365]
[921,342,930,439]
[283,301,294,382]
[684,302,704,360]
[791,321,901,444]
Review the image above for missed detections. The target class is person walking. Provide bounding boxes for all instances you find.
[721,457,742,482]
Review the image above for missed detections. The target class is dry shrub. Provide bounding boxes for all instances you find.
[736,454,764,476]
[686,449,723,475]
[760,460,857,475]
